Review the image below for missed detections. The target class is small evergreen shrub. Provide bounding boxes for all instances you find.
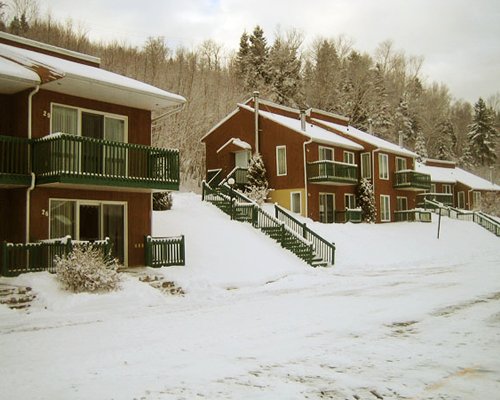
[245,153,270,205]
[55,246,121,293]
[153,191,173,211]
[357,178,377,223]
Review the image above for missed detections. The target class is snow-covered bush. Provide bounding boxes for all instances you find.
[357,178,377,223]
[153,191,173,211]
[55,246,121,293]
[245,152,270,205]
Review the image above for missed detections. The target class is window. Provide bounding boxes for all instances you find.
[319,193,335,223]
[319,146,334,176]
[380,195,391,222]
[396,157,407,172]
[361,153,371,179]
[378,153,389,180]
[473,191,481,210]
[443,184,452,194]
[276,146,287,176]
[430,183,437,193]
[319,146,334,161]
[290,192,301,214]
[235,151,250,168]
[396,196,408,211]
[343,151,355,165]
[345,194,356,209]
[49,199,126,263]
[51,103,127,142]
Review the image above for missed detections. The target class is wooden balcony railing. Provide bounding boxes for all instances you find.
[0,135,31,186]
[32,133,179,190]
[394,170,431,190]
[417,192,453,207]
[307,160,358,185]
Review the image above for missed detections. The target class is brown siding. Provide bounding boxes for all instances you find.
[31,90,151,145]
[0,189,26,243]
[0,91,29,137]
[30,187,151,266]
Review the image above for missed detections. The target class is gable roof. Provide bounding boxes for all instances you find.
[314,119,417,158]
[0,41,185,111]
[239,104,363,150]
[416,162,500,191]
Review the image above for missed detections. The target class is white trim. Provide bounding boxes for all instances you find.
[319,145,334,161]
[442,184,452,194]
[49,198,128,266]
[290,191,302,214]
[276,145,287,176]
[344,193,356,209]
[380,194,391,222]
[216,137,252,154]
[378,153,389,180]
[457,191,465,209]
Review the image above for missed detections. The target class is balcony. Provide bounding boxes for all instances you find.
[33,133,179,191]
[0,135,32,187]
[417,192,453,208]
[393,170,431,191]
[307,160,358,185]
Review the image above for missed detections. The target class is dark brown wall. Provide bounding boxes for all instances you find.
[0,91,29,137]
[0,189,26,243]
[30,187,151,266]
[32,90,151,145]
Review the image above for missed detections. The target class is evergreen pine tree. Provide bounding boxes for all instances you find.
[414,130,428,162]
[467,98,499,166]
[245,153,270,205]
[245,25,269,93]
[435,119,455,160]
[235,31,250,83]
[357,178,377,223]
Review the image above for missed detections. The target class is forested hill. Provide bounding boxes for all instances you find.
[1,15,498,189]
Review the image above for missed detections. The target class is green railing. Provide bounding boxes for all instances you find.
[474,212,500,236]
[394,170,431,190]
[206,169,223,186]
[307,160,358,185]
[0,135,32,186]
[332,208,363,223]
[417,193,453,207]
[32,133,180,190]
[1,237,111,277]
[144,235,185,268]
[275,205,335,266]
[394,210,432,223]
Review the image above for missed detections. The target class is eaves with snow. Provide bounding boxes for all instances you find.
[238,104,363,150]
[0,32,186,111]
[416,162,500,191]
[314,118,418,158]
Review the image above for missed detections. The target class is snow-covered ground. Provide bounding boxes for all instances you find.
[1,192,499,399]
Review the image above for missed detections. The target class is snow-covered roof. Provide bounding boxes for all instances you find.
[0,42,186,111]
[239,104,363,150]
[0,55,40,93]
[314,119,417,158]
[217,138,252,153]
[416,162,500,191]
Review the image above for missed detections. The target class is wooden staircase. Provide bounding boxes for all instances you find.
[202,181,335,267]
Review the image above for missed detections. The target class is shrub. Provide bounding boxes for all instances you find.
[55,246,121,293]
[153,191,173,211]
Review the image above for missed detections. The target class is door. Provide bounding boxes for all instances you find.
[103,204,125,263]
[319,193,335,223]
[319,147,334,177]
[82,112,104,174]
[235,151,250,168]
[79,203,100,242]
[458,191,465,209]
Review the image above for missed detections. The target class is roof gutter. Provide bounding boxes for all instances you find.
[26,84,39,243]
[152,102,186,123]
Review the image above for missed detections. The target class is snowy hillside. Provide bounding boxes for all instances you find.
[1,192,499,399]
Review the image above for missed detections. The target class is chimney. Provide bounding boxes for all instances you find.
[398,131,404,148]
[253,91,259,154]
[300,109,306,132]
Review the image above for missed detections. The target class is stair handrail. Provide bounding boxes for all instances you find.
[275,204,335,265]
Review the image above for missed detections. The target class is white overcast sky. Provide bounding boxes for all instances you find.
[35,0,499,104]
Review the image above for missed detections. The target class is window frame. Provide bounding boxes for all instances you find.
[50,103,128,143]
[396,196,408,211]
[442,184,452,194]
[319,192,335,223]
[395,157,407,172]
[276,145,287,176]
[343,151,355,165]
[344,193,356,210]
[380,194,391,222]
[378,153,389,180]
[318,146,334,161]
[361,152,371,179]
